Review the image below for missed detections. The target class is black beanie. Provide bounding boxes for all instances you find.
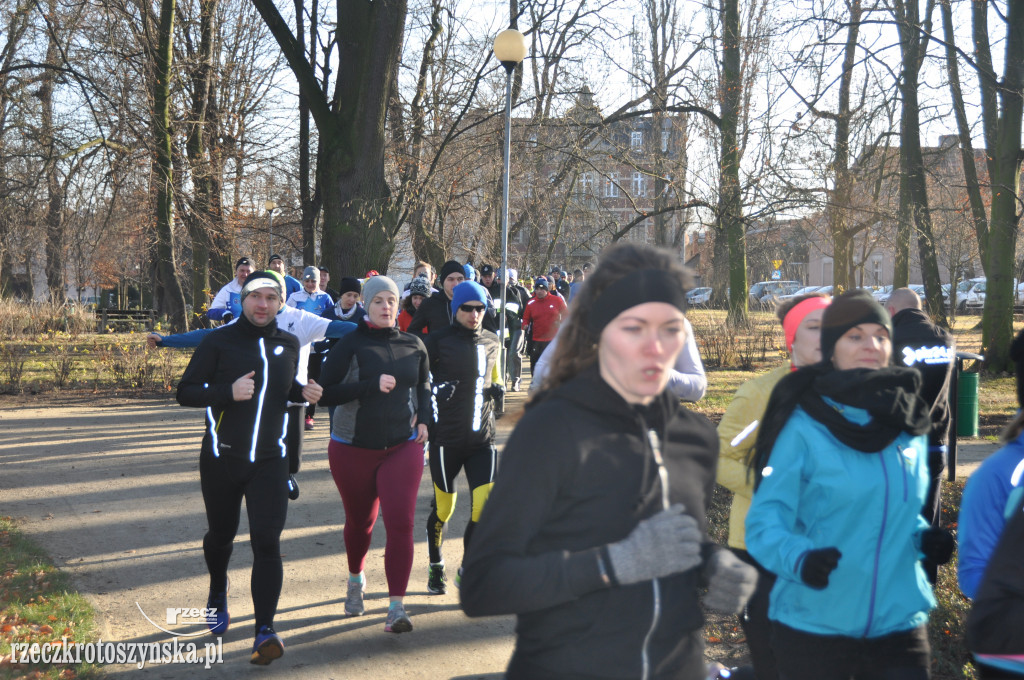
[820,290,893,362]
[439,260,464,283]
[338,277,361,296]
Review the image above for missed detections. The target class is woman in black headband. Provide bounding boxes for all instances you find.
[744,290,951,680]
[460,243,756,680]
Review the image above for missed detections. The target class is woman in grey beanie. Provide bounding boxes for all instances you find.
[318,274,432,634]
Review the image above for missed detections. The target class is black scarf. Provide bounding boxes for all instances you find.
[749,363,931,488]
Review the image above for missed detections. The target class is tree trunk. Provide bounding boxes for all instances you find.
[152,0,188,328]
[39,8,66,303]
[251,0,407,277]
[981,0,1024,372]
[720,0,747,322]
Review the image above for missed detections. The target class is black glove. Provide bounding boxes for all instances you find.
[800,547,841,589]
[433,381,458,402]
[221,312,233,322]
[286,475,300,501]
[920,528,955,566]
[486,383,505,402]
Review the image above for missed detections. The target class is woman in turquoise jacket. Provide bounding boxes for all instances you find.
[745,291,954,680]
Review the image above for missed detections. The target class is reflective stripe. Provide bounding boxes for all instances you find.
[277,412,289,458]
[472,345,486,432]
[250,338,269,462]
[1012,456,1024,487]
[206,407,220,457]
[439,446,449,493]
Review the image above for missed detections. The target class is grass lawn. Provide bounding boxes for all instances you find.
[0,517,100,679]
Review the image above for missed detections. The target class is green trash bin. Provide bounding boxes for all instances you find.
[957,370,979,438]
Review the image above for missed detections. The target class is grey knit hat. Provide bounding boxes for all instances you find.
[361,275,400,303]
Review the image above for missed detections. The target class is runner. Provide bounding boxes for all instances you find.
[398,275,431,332]
[460,243,756,680]
[318,275,432,633]
[207,257,253,322]
[422,281,502,595]
[288,267,335,430]
[745,291,949,680]
[715,291,830,680]
[175,271,322,665]
[521,276,566,373]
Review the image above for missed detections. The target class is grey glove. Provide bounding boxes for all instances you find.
[606,504,702,586]
[703,549,758,614]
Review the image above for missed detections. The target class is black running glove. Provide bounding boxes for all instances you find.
[920,528,955,566]
[221,312,233,323]
[485,384,505,402]
[286,475,300,501]
[433,381,458,402]
[800,547,841,589]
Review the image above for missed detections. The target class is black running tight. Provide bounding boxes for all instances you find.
[199,451,289,634]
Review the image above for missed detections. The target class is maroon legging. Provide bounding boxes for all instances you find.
[328,438,424,597]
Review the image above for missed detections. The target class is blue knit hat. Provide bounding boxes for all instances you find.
[534,276,549,289]
[463,263,477,281]
[451,281,489,316]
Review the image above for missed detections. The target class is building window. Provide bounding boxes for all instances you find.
[661,130,670,152]
[581,172,594,194]
[822,258,834,286]
[631,131,642,148]
[604,173,619,198]
[871,257,883,286]
[632,172,646,196]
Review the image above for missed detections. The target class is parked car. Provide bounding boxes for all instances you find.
[872,285,893,303]
[687,287,712,306]
[754,280,802,308]
[776,285,823,304]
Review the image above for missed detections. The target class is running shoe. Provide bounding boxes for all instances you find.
[205,579,229,636]
[304,417,314,431]
[250,626,284,665]
[384,602,412,633]
[345,574,365,616]
[427,562,447,595]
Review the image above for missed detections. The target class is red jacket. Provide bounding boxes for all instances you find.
[523,294,567,342]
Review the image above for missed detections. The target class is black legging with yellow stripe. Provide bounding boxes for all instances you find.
[425,444,496,564]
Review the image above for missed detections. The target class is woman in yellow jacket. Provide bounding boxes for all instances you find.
[716,291,830,680]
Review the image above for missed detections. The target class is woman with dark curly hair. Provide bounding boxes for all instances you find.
[460,243,756,680]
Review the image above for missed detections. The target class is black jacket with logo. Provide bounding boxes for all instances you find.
[177,314,303,462]
[319,320,432,449]
[892,308,955,454]
[424,322,501,448]
[460,365,719,679]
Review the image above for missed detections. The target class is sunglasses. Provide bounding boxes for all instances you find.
[459,303,486,313]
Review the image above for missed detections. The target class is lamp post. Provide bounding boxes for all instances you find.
[493,28,527,386]
[265,200,277,258]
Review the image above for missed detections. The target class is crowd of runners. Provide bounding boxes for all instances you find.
[146,245,1024,678]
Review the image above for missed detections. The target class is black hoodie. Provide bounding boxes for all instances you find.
[460,365,719,680]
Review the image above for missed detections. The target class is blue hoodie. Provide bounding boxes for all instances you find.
[746,400,934,638]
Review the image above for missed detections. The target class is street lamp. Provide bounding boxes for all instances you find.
[265,200,277,257]
[493,28,527,386]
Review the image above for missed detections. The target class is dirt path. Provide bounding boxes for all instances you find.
[1,395,521,678]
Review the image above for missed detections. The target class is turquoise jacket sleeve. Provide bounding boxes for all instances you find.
[744,419,817,582]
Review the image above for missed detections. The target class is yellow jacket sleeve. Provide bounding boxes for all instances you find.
[716,364,789,549]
